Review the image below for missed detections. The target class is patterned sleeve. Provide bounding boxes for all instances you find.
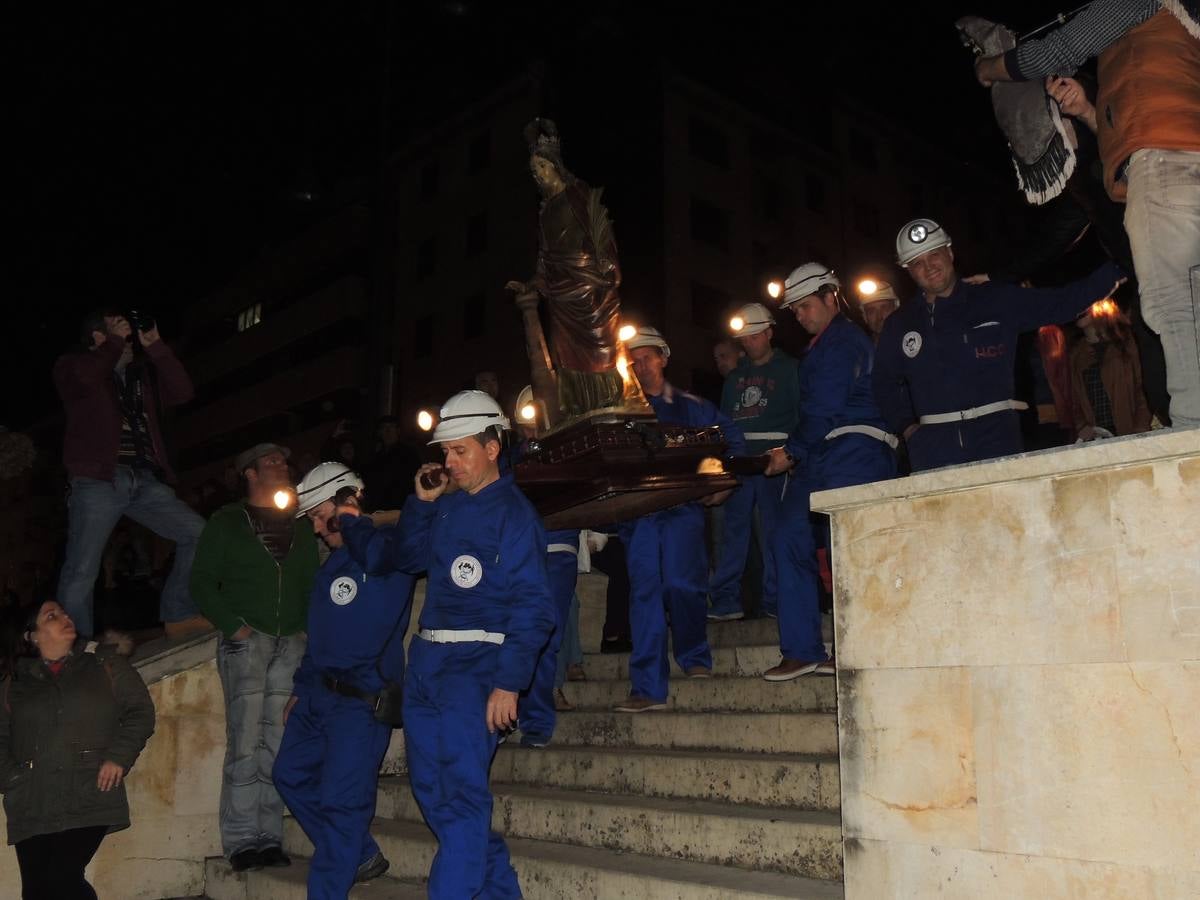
[1010,0,1160,80]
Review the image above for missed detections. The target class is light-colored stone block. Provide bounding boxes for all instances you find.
[172,714,227,817]
[838,667,979,848]
[150,658,220,716]
[844,838,1200,900]
[822,434,1200,898]
[972,662,1200,869]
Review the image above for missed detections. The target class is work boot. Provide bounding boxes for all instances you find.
[613,695,667,713]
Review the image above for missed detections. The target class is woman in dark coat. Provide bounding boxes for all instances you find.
[0,600,155,900]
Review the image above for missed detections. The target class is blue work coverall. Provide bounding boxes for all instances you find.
[710,350,799,617]
[619,384,744,701]
[516,527,579,745]
[342,474,554,899]
[873,262,1123,471]
[273,532,414,900]
[776,314,897,662]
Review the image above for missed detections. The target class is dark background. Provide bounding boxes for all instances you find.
[8,0,1062,427]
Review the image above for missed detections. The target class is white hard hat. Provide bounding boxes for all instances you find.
[896,218,952,266]
[780,263,840,308]
[514,385,538,425]
[857,280,901,308]
[730,302,775,336]
[294,462,364,518]
[625,326,670,359]
[429,389,510,444]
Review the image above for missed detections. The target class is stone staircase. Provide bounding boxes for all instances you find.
[203,601,845,899]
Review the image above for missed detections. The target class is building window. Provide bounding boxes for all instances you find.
[805,174,827,213]
[690,197,730,251]
[414,314,433,358]
[465,212,488,258]
[463,292,486,340]
[468,132,491,173]
[419,160,439,201]
[691,280,731,328]
[236,303,262,332]
[688,117,730,169]
[853,199,880,238]
[416,237,437,281]
[755,177,782,223]
[848,129,878,170]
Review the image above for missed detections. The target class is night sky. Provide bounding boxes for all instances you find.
[9,0,1058,428]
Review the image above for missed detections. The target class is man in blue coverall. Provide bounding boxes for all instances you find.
[511,385,581,748]
[340,389,554,899]
[273,462,414,898]
[709,303,799,621]
[762,264,898,680]
[875,218,1127,472]
[614,327,745,712]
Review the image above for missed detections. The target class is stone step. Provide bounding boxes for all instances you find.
[285,817,844,899]
[548,709,840,755]
[488,745,841,811]
[561,672,836,713]
[203,855,425,900]
[376,778,842,880]
[577,643,785,680]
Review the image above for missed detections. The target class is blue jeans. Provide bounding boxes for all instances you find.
[217,630,306,857]
[554,592,583,690]
[1124,148,1200,428]
[57,466,205,636]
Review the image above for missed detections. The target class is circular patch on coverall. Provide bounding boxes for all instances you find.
[451,554,484,589]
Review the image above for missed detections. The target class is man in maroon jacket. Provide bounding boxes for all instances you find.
[54,309,208,639]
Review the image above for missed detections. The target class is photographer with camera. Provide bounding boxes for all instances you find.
[53,308,208,639]
[272,463,415,896]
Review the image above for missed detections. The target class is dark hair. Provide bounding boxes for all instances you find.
[469,429,504,449]
[0,601,43,680]
[79,307,120,348]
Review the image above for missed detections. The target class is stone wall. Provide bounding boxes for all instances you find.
[812,430,1200,898]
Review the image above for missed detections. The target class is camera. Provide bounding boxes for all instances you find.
[125,309,156,333]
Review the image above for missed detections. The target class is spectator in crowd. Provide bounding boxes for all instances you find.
[712,337,744,379]
[273,463,414,896]
[474,370,501,400]
[363,415,422,512]
[974,0,1200,429]
[873,218,1125,471]
[1070,299,1154,440]
[853,280,902,343]
[762,263,897,680]
[709,304,797,622]
[1,599,155,900]
[614,327,743,712]
[963,71,1172,425]
[190,443,319,873]
[53,310,208,640]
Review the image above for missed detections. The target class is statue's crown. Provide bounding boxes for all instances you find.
[523,118,561,160]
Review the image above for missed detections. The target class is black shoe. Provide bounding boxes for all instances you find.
[257,845,291,868]
[355,851,390,883]
[600,638,632,654]
[229,848,263,873]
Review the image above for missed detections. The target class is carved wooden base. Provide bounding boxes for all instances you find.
[514,418,740,530]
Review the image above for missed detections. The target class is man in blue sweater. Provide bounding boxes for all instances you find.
[615,327,744,712]
[763,264,898,680]
[709,303,799,621]
[340,390,554,899]
[273,462,414,898]
[874,218,1126,471]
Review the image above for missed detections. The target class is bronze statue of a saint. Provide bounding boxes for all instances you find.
[506,119,649,427]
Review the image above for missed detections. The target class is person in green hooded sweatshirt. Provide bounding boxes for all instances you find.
[190,442,318,873]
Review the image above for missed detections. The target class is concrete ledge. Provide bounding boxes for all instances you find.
[813,427,1199,512]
